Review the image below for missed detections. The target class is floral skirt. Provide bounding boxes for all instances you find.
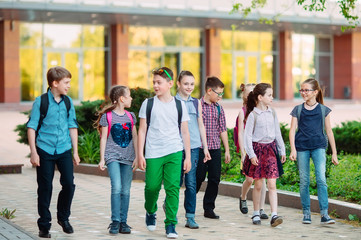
[242,141,283,179]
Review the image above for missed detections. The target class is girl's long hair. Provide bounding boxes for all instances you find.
[245,83,272,121]
[302,78,324,104]
[240,83,256,105]
[93,85,129,134]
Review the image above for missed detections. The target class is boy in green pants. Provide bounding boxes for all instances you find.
[138,67,191,239]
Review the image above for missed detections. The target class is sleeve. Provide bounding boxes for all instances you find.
[99,113,107,127]
[274,111,286,156]
[138,99,148,119]
[67,97,78,128]
[26,97,41,130]
[325,106,332,117]
[290,106,298,118]
[218,105,227,133]
[130,112,137,125]
[181,101,190,122]
[244,112,256,159]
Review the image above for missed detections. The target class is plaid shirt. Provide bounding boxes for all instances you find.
[201,97,227,150]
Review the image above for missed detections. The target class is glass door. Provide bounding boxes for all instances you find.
[44,50,81,100]
[233,53,259,99]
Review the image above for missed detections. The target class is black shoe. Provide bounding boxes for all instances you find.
[204,210,220,219]
[260,209,269,219]
[119,222,131,234]
[270,215,283,227]
[58,220,74,234]
[38,229,51,238]
[240,199,248,214]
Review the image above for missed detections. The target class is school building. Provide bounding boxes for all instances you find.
[0,0,361,103]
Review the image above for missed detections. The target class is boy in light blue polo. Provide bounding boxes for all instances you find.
[27,66,80,238]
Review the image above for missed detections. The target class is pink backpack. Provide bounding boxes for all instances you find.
[233,107,246,153]
[106,110,134,138]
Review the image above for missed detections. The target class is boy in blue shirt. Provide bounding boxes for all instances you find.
[27,66,80,238]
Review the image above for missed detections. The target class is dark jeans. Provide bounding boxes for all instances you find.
[196,148,221,212]
[36,147,75,231]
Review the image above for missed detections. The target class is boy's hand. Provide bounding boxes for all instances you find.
[138,156,146,171]
[73,153,80,166]
[281,155,286,163]
[132,158,138,172]
[224,151,231,164]
[183,157,191,174]
[332,154,339,166]
[203,149,211,163]
[98,160,105,171]
[289,150,297,161]
[250,157,258,166]
[30,152,40,167]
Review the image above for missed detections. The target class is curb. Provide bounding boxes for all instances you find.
[0,216,39,240]
[74,163,361,220]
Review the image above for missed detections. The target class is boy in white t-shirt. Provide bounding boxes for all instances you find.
[138,67,191,239]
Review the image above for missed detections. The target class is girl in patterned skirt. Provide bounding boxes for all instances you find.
[242,83,286,227]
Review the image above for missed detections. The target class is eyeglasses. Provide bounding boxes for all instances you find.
[152,68,172,80]
[211,89,224,97]
[299,89,315,93]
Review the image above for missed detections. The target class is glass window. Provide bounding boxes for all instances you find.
[128,50,148,89]
[261,54,274,85]
[44,24,81,48]
[129,26,148,46]
[65,52,79,99]
[20,48,42,101]
[20,23,42,48]
[83,50,105,100]
[221,53,232,98]
[183,28,201,47]
[149,27,165,46]
[234,31,259,51]
[318,37,331,52]
[318,56,331,97]
[82,25,105,48]
[260,32,273,52]
[163,28,181,46]
[182,52,201,98]
[221,30,232,50]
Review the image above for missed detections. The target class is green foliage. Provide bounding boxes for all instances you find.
[327,154,361,204]
[332,121,361,154]
[348,214,360,222]
[128,87,154,128]
[78,126,100,164]
[75,99,104,134]
[14,111,31,145]
[0,208,16,219]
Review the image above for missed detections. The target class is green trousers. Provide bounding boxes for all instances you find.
[144,151,182,227]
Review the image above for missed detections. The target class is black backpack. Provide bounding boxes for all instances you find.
[35,92,71,136]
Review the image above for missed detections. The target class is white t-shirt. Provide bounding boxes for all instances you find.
[139,96,189,158]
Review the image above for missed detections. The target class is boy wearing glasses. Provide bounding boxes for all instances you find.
[138,67,191,239]
[196,76,231,219]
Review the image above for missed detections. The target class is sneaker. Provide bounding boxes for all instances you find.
[321,215,335,224]
[185,217,199,229]
[302,214,312,224]
[252,215,261,225]
[108,221,120,234]
[119,222,131,234]
[260,209,269,219]
[38,229,51,238]
[270,215,283,227]
[166,224,178,239]
[240,199,248,214]
[145,213,157,231]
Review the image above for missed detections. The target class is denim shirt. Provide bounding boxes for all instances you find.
[27,90,78,155]
[175,93,201,149]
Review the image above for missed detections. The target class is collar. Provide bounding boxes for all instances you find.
[175,93,193,102]
[201,96,219,106]
[253,106,272,115]
[48,89,65,103]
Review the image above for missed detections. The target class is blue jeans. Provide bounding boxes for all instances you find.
[297,148,329,216]
[180,148,199,216]
[107,161,133,223]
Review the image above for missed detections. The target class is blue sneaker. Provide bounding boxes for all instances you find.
[166,224,178,239]
[108,221,120,234]
[145,213,157,231]
[321,215,335,224]
[302,214,312,224]
[185,217,199,229]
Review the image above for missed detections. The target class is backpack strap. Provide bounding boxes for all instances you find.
[175,97,182,133]
[192,97,199,116]
[106,111,112,138]
[36,93,49,137]
[146,97,154,133]
[296,104,303,123]
[124,110,134,130]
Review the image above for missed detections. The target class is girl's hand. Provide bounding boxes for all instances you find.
[332,154,339,166]
[289,150,297,161]
[98,160,105,171]
[203,149,211,163]
[251,157,258,166]
[138,156,146,171]
[183,157,191,174]
[281,155,286,163]
[132,158,138,172]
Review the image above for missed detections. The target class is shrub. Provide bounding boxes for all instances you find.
[78,127,100,164]
[332,121,361,154]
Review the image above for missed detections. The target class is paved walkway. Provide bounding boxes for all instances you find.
[1,103,361,239]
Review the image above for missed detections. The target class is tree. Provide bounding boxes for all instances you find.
[232,0,359,31]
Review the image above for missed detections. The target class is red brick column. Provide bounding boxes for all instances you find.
[0,20,20,103]
[278,31,293,100]
[334,32,361,99]
[110,24,129,87]
[205,28,221,78]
